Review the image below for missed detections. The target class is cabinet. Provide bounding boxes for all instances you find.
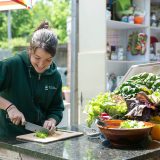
[78,0,160,124]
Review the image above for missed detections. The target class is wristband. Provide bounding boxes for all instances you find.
[5,103,13,111]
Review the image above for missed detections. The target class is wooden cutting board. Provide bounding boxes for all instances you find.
[16,130,83,143]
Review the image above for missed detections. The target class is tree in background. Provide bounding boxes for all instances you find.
[50,0,70,43]
[0,12,7,41]
[29,0,53,33]
[30,0,70,44]
[0,0,70,49]
[11,10,32,38]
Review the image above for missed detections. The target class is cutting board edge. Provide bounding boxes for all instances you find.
[16,131,84,144]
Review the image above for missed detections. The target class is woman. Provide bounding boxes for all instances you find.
[0,21,64,138]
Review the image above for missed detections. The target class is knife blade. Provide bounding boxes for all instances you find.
[24,121,49,134]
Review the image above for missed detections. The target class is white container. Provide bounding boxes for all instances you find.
[117,47,125,60]
[106,10,111,20]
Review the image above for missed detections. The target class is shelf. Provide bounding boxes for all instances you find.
[106,60,149,63]
[107,20,148,30]
[151,0,160,4]
[150,26,160,33]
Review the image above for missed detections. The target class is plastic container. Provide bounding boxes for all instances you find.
[134,16,144,24]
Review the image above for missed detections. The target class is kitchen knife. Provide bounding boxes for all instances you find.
[24,121,49,134]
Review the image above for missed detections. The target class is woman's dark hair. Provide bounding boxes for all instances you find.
[29,21,58,57]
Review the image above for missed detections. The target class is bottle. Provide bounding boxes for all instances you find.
[151,12,157,27]
[128,15,134,24]
[106,43,111,60]
[111,46,118,60]
[106,10,111,20]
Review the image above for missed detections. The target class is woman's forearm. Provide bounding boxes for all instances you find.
[0,96,13,111]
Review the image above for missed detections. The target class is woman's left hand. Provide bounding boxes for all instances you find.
[43,118,57,134]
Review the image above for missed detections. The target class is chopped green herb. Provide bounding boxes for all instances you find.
[120,120,146,129]
[35,131,49,138]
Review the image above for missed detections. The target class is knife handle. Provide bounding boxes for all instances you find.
[6,113,25,127]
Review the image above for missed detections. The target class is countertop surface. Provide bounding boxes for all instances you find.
[1,126,160,160]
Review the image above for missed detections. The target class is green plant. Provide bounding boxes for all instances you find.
[0,0,70,46]
[0,38,28,50]
[0,41,9,49]
[85,92,127,127]
[11,38,29,54]
[11,37,29,47]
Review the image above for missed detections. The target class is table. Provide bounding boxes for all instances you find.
[0,126,160,160]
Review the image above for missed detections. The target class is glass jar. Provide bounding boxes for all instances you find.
[111,46,118,60]
[117,47,125,60]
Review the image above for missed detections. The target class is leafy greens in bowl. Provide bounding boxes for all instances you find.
[120,120,146,129]
[97,119,155,148]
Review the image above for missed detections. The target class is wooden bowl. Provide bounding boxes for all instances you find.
[97,120,155,148]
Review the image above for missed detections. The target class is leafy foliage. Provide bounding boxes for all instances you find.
[85,92,127,127]
[35,131,49,138]
[0,41,9,49]
[11,10,32,38]
[50,0,70,43]
[115,72,160,98]
[0,12,7,41]
[0,0,70,49]
[120,120,145,129]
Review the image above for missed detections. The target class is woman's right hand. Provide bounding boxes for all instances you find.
[7,105,26,125]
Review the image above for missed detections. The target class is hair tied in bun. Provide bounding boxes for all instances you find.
[34,21,49,32]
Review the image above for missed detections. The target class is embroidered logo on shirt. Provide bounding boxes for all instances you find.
[45,85,57,90]
[45,85,49,90]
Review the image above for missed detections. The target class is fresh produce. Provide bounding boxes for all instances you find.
[148,92,160,105]
[115,72,160,98]
[120,120,145,129]
[114,72,160,122]
[151,123,160,140]
[85,72,160,128]
[85,92,127,127]
[35,131,49,138]
[100,112,111,120]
